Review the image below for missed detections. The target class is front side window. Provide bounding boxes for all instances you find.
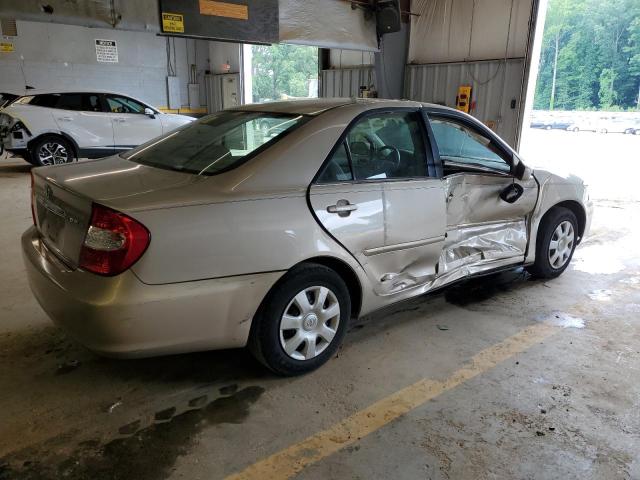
[125,111,306,176]
[105,95,147,114]
[430,117,511,174]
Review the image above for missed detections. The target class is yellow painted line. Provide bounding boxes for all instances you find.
[226,322,559,480]
[157,107,207,114]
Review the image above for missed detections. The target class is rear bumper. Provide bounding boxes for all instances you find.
[22,226,284,357]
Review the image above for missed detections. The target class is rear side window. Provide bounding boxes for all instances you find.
[316,143,353,183]
[124,111,307,176]
[24,93,102,112]
[316,111,428,183]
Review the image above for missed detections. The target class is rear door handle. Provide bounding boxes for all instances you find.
[57,117,73,122]
[327,199,357,217]
[114,118,126,123]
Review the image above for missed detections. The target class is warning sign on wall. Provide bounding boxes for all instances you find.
[95,39,118,63]
[162,13,185,33]
[0,42,14,53]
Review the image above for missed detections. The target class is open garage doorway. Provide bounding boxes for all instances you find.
[242,43,319,104]
[520,0,640,202]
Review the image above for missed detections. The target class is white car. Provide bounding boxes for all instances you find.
[0,90,195,165]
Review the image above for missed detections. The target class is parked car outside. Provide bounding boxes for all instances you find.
[23,98,592,375]
[0,90,195,165]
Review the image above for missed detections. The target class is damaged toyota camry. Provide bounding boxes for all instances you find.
[23,98,592,375]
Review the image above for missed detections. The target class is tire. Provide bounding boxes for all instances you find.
[545,125,552,130]
[527,207,578,279]
[248,263,351,376]
[30,135,76,166]
[572,127,579,132]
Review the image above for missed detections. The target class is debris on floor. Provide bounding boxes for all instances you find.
[56,360,80,375]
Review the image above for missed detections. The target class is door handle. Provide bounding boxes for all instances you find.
[57,117,72,122]
[114,118,126,123]
[327,199,357,217]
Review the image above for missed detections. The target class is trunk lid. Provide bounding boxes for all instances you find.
[32,155,202,267]
[32,173,93,268]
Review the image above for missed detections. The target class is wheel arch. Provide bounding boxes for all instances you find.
[540,200,587,244]
[27,131,79,158]
[300,256,363,318]
[262,256,363,320]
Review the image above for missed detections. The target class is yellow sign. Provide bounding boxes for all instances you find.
[0,42,14,53]
[456,85,472,113]
[199,0,249,20]
[162,13,185,33]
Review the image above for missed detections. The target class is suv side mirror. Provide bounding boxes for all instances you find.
[144,107,156,119]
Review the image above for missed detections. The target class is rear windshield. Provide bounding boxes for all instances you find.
[124,111,307,176]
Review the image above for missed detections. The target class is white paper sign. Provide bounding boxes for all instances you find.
[95,39,118,63]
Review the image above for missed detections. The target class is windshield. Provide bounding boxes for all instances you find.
[124,111,306,176]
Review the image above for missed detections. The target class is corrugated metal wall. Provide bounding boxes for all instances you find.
[408,0,533,64]
[320,68,376,98]
[405,59,526,146]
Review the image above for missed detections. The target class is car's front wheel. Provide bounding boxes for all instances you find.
[527,207,578,279]
[31,135,76,166]
[249,263,350,376]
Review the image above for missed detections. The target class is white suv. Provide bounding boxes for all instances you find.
[0,90,195,165]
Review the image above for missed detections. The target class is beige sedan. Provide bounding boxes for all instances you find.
[23,98,592,375]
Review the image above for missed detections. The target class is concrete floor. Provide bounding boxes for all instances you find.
[1,139,639,479]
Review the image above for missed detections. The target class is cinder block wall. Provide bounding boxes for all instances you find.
[0,20,238,111]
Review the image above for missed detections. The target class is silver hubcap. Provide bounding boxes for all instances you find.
[38,142,68,165]
[279,286,340,361]
[548,220,575,269]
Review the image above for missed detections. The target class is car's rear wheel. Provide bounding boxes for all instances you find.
[31,135,76,166]
[249,263,350,376]
[527,207,578,279]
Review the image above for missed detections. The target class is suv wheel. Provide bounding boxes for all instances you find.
[249,263,351,376]
[31,135,76,166]
[527,207,578,279]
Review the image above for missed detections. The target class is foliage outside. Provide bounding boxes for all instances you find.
[534,0,640,111]
[251,44,318,103]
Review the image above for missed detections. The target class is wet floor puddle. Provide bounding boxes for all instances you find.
[0,386,265,480]
[539,311,586,329]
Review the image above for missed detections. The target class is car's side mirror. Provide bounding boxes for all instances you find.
[144,107,156,119]
[511,153,532,181]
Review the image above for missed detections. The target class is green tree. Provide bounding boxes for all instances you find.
[251,44,318,102]
[598,68,617,108]
[534,0,640,111]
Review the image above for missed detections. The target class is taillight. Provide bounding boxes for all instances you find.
[30,172,36,225]
[79,203,150,276]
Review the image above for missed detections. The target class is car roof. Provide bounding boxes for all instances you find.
[231,98,453,116]
[12,89,155,108]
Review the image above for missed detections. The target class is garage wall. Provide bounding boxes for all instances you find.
[405,0,536,148]
[0,20,229,111]
[321,68,376,98]
[406,59,526,146]
[408,0,533,64]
